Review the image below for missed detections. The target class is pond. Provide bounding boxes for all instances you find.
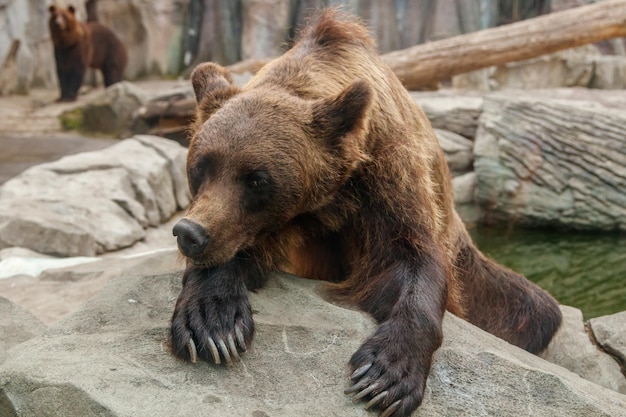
[470,226,626,320]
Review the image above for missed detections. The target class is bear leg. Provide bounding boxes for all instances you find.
[342,251,448,417]
[101,62,123,87]
[170,246,275,366]
[454,239,562,354]
[170,264,255,365]
[57,66,85,102]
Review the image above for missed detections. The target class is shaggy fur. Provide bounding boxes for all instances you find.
[170,9,562,416]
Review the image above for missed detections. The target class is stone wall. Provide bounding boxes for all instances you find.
[0,0,188,95]
[8,0,609,94]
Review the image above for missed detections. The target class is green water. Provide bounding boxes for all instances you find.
[469,226,626,320]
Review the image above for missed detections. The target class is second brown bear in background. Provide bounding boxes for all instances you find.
[49,5,128,102]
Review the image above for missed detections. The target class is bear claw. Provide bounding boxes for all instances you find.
[380,400,401,417]
[344,378,369,394]
[227,334,240,361]
[217,339,232,365]
[365,391,388,409]
[207,337,221,364]
[235,325,247,352]
[187,339,197,363]
[350,362,372,380]
[351,382,379,401]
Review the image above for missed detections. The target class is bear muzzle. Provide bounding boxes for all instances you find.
[173,218,210,259]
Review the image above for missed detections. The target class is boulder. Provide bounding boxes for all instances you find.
[435,129,473,175]
[452,48,626,92]
[0,297,46,364]
[589,312,626,372]
[541,306,626,394]
[70,82,148,137]
[474,94,626,231]
[0,135,190,256]
[0,239,181,326]
[452,172,476,205]
[1,270,625,417]
[411,93,483,139]
[590,55,626,89]
[466,46,598,91]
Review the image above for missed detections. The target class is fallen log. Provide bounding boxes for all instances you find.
[382,0,626,90]
[134,1,626,136]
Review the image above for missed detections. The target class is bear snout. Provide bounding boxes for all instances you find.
[173,218,210,258]
[52,16,66,30]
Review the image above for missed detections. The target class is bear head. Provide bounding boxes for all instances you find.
[48,5,82,47]
[174,62,374,267]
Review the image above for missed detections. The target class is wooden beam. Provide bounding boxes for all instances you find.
[381,0,626,90]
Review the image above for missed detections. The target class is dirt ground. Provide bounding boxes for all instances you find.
[0,83,187,325]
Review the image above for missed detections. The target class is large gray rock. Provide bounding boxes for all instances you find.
[1,271,625,417]
[435,129,474,175]
[450,45,626,91]
[0,297,46,364]
[451,172,476,205]
[79,82,147,137]
[412,93,483,139]
[454,46,599,91]
[474,94,626,231]
[541,306,626,394]
[591,56,626,89]
[589,312,626,372]
[0,135,190,256]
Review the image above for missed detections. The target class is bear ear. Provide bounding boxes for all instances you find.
[310,80,373,148]
[191,62,241,121]
[191,62,238,103]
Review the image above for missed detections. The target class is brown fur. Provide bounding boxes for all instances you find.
[48,5,92,101]
[87,21,128,87]
[171,9,561,416]
[48,5,127,101]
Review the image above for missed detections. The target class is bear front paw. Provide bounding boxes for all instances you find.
[345,323,431,417]
[170,288,254,366]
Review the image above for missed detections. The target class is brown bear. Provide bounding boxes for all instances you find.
[170,9,562,417]
[48,5,127,102]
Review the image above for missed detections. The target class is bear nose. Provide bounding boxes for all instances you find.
[173,219,209,257]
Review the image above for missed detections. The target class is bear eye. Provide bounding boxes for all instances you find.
[242,170,270,189]
[188,155,216,195]
[241,170,274,212]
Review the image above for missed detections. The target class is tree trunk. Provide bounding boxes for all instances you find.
[382,0,626,90]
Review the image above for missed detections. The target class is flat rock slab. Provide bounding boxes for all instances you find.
[475,94,626,231]
[411,93,483,139]
[0,247,182,325]
[589,311,626,370]
[540,306,626,394]
[0,297,46,365]
[434,129,474,175]
[0,135,190,256]
[1,272,625,417]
